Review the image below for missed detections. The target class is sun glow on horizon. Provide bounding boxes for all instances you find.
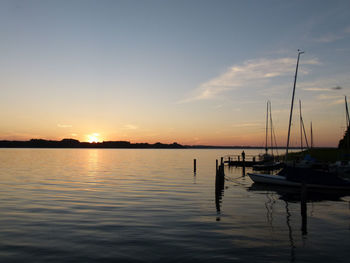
[87,133,102,143]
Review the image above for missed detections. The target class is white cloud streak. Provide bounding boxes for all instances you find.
[57,124,72,128]
[313,26,350,43]
[180,57,321,103]
[123,124,138,130]
[232,122,262,128]
[303,87,333,92]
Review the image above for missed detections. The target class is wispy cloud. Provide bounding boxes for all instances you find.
[302,87,332,92]
[232,122,262,128]
[330,99,345,105]
[317,94,342,100]
[316,93,346,106]
[123,124,138,130]
[57,124,72,128]
[302,86,343,92]
[179,57,320,103]
[314,34,344,43]
[332,86,343,90]
[313,26,350,43]
[300,73,349,93]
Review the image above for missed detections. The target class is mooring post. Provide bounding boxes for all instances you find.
[220,157,223,165]
[238,156,240,162]
[242,151,246,168]
[216,162,225,178]
[301,182,307,235]
[216,159,218,172]
[228,157,231,166]
[253,156,256,163]
[194,159,197,173]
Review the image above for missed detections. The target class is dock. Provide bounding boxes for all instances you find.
[223,154,259,167]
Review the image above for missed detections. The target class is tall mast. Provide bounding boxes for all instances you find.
[345,96,350,128]
[310,122,313,148]
[285,50,304,161]
[299,100,303,150]
[345,96,350,148]
[265,101,269,154]
[269,101,273,156]
[298,100,309,149]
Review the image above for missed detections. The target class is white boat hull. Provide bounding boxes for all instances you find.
[247,173,350,190]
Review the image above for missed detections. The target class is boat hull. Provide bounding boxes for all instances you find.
[252,162,284,171]
[247,173,350,190]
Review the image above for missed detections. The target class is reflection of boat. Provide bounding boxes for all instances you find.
[247,177,349,261]
[248,182,349,202]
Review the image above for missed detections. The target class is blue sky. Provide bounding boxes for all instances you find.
[1,0,350,146]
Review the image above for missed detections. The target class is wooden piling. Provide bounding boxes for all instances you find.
[301,182,307,235]
[216,159,218,172]
[242,151,246,168]
[216,162,225,178]
[193,159,197,173]
[220,157,223,165]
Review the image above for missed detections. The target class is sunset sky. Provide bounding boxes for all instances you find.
[1,0,350,146]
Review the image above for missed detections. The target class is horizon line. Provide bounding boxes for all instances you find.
[0,138,336,149]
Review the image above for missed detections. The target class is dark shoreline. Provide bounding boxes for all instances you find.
[0,139,324,149]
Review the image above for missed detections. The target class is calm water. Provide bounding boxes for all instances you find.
[0,149,349,262]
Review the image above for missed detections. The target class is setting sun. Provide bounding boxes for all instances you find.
[87,133,102,143]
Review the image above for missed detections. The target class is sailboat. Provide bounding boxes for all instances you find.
[253,101,283,171]
[248,50,350,190]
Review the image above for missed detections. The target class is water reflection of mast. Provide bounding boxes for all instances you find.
[265,193,276,229]
[284,201,296,262]
[301,184,308,236]
[215,169,225,221]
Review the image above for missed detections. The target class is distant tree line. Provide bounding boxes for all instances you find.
[0,138,308,149]
[0,139,185,149]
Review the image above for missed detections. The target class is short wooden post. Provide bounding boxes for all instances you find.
[217,162,225,178]
[216,159,218,172]
[193,159,196,173]
[228,157,231,166]
[242,151,245,168]
[301,182,307,235]
[253,156,256,163]
[238,156,240,162]
[220,157,223,165]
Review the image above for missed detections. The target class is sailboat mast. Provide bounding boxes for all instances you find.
[299,100,310,149]
[310,122,313,148]
[265,101,269,154]
[299,100,303,150]
[285,50,304,161]
[345,96,350,148]
[270,102,273,156]
[345,96,350,128]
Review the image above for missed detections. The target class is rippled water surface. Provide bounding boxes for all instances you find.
[0,149,349,262]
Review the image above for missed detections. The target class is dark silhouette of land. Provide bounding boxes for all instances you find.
[0,138,315,149]
[0,139,186,149]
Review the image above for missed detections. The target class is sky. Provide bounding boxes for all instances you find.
[0,0,350,147]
